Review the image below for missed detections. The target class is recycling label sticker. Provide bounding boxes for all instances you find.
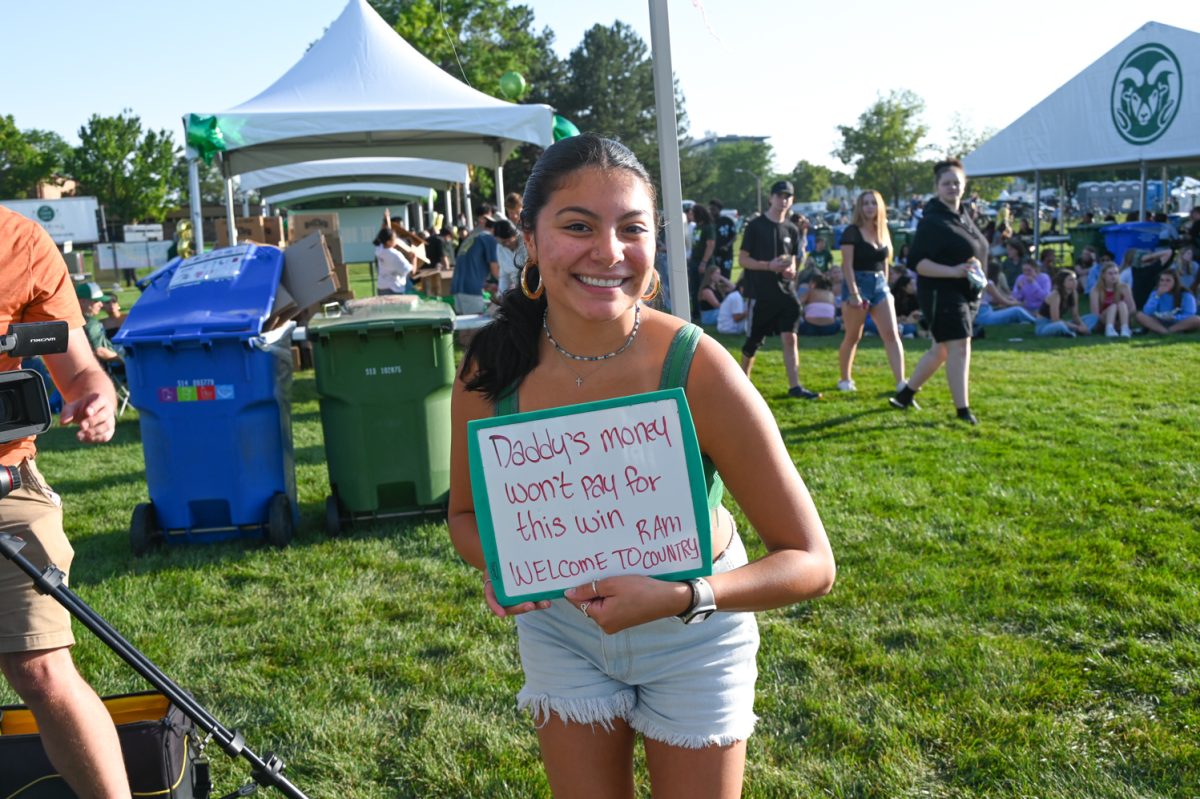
[168,245,252,289]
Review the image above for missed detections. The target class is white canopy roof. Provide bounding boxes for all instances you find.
[188,0,552,176]
[263,182,433,207]
[239,157,468,195]
[964,21,1198,177]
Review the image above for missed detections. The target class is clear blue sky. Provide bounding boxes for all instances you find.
[4,1,1199,174]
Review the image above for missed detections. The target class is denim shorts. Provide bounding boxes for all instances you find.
[515,528,760,748]
[842,270,890,307]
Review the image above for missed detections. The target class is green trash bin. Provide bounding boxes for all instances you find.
[888,224,911,255]
[308,299,456,534]
[1069,224,1108,262]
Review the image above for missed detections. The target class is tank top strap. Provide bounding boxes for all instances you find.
[494,386,519,417]
[659,323,703,390]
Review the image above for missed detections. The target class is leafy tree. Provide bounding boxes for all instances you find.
[834,89,929,206]
[556,21,687,175]
[789,160,832,204]
[372,0,561,102]
[680,139,774,217]
[0,116,70,198]
[943,114,1006,201]
[71,111,181,223]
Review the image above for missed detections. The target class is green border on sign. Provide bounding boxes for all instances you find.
[467,387,713,606]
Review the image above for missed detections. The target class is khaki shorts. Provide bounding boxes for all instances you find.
[0,459,75,653]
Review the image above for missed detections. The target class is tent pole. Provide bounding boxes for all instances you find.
[224,177,236,245]
[1139,161,1147,219]
[402,205,411,230]
[1033,170,1041,258]
[427,193,435,229]
[648,0,690,321]
[1161,166,1169,214]
[465,186,474,229]
[416,202,425,231]
[495,162,505,212]
[444,187,452,233]
[187,155,204,252]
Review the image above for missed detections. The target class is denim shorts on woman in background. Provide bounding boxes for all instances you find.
[842,270,890,307]
[514,523,760,749]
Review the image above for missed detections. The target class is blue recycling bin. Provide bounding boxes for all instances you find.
[114,244,298,553]
[1100,222,1162,265]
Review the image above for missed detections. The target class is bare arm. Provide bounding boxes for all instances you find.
[43,328,117,444]
[915,258,969,279]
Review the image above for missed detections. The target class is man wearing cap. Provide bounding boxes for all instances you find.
[75,282,123,366]
[737,180,821,399]
[710,199,738,280]
[0,206,129,796]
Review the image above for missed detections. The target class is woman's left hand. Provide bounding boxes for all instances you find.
[565,576,691,634]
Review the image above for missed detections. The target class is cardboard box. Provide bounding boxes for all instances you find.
[324,233,344,266]
[265,282,299,330]
[287,213,339,242]
[214,216,267,248]
[261,216,285,247]
[282,232,339,312]
[413,268,454,297]
[332,261,349,292]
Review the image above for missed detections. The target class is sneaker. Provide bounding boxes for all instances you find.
[1120,325,1132,338]
[956,410,979,425]
[836,379,857,392]
[1105,324,1118,337]
[896,380,908,393]
[788,385,822,400]
[888,394,921,411]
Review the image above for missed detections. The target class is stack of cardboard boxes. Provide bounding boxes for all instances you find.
[286,214,349,300]
[215,216,284,248]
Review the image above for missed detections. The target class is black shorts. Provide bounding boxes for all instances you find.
[918,285,976,342]
[742,295,801,356]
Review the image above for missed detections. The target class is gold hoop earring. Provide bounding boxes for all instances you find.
[520,262,544,300]
[640,271,661,302]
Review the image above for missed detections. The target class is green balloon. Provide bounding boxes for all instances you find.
[185,114,226,165]
[499,70,526,100]
[552,114,580,142]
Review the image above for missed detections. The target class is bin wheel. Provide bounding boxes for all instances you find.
[267,493,293,548]
[324,495,342,537]
[130,503,157,556]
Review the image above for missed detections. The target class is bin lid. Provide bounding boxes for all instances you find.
[114,245,285,344]
[307,298,455,336]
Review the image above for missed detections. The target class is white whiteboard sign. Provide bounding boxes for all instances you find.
[468,389,712,605]
[0,197,100,244]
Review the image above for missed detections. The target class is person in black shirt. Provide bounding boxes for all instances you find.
[737,180,821,399]
[836,190,908,393]
[710,199,738,279]
[890,159,988,424]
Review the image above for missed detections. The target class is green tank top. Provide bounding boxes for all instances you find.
[493,323,725,510]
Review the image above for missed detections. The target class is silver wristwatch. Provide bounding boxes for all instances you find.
[678,577,717,624]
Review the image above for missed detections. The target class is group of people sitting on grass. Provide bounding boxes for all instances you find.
[693,209,1200,342]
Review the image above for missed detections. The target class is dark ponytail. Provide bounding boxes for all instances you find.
[460,134,655,402]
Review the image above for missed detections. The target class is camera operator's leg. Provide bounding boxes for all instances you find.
[1,648,131,799]
[0,459,130,799]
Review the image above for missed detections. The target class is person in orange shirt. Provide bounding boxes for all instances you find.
[0,206,129,798]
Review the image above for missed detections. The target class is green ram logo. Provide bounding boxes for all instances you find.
[1111,43,1181,145]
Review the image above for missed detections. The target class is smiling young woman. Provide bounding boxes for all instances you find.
[447,135,835,798]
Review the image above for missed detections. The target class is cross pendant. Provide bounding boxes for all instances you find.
[575,376,584,387]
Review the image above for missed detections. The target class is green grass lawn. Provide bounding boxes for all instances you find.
[9,272,1199,796]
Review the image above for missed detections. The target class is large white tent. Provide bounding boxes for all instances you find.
[239,158,468,196]
[262,183,433,208]
[965,21,1197,177]
[184,0,552,247]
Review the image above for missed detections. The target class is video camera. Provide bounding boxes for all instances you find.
[0,321,69,498]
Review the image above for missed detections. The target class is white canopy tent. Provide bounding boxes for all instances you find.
[262,183,433,208]
[964,21,1198,251]
[183,0,552,248]
[240,157,467,231]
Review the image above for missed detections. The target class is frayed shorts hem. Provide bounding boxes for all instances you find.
[518,689,636,732]
[628,709,757,749]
